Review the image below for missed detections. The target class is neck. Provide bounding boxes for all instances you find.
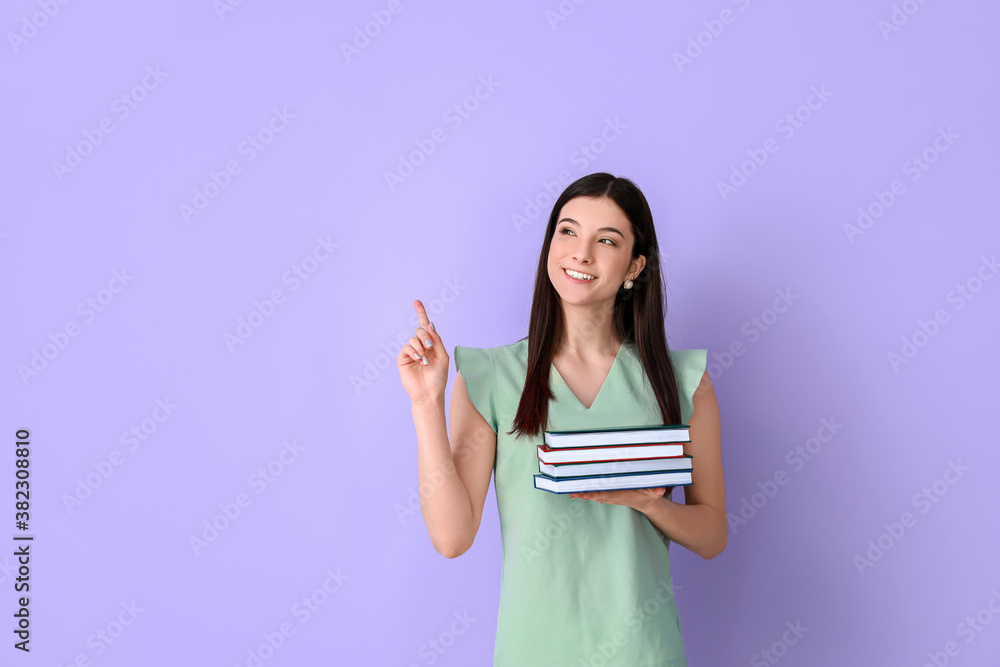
[557,300,620,359]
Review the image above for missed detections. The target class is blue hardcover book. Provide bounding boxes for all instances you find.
[544,423,690,449]
[533,469,693,494]
[538,454,693,478]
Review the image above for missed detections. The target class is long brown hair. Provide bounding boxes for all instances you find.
[508,172,682,439]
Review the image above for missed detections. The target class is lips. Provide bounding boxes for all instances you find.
[563,268,596,282]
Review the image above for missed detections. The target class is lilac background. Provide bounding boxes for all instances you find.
[2,0,999,665]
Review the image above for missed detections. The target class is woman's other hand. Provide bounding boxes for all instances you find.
[569,487,668,514]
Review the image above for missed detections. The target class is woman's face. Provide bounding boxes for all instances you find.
[546,196,645,306]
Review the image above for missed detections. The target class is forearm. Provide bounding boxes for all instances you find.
[411,398,475,557]
[640,493,728,559]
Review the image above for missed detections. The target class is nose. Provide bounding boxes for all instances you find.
[572,245,592,264]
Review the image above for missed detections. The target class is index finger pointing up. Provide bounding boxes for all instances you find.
[413,299,430,328]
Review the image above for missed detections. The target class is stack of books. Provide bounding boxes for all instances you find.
[533,424,694,494]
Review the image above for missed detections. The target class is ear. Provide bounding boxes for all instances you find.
[631,254,647,279]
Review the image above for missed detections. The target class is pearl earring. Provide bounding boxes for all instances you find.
[623,278,633,289]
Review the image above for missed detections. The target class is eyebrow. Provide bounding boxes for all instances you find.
[557,218,625,238]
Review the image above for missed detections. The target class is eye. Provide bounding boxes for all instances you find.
[559,227,616,246]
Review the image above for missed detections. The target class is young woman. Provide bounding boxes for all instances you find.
[398,172,726,666]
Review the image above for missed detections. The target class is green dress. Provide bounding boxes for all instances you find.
[453,338,708,667]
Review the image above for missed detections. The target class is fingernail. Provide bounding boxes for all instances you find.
[429,321,435,333]
[423,338,433,348]
[421,356,428,365]
[411,352,420,361]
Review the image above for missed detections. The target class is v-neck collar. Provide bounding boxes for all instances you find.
[550,341,628,411]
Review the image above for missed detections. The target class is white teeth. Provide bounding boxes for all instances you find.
[565,268,595,280]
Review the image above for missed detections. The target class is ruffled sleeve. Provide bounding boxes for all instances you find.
[670,349,708,425]
[453,345,498,433]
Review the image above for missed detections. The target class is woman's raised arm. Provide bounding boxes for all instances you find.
[399,300,497,558]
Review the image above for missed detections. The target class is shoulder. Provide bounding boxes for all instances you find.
[627,346,708,386]
[452,338,528,382]
[454,338,528,371]
[666,348,709,424]
[668,348,708,384]
[668,348,707,370]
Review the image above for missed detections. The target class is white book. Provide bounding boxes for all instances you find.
[537,442,685,464]
[544,424,690,449]
[538,455,692,478]
[533,470,693,494]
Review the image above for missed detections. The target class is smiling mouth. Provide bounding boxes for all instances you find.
[564,268,597,281]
